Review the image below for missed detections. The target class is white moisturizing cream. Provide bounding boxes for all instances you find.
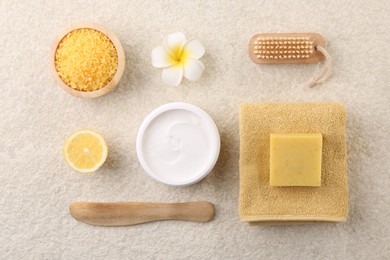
[136,102,220,186]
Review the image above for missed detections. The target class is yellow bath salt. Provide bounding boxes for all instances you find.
[55,28,118,92]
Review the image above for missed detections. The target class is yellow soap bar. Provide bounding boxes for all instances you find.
[270,133,322,186]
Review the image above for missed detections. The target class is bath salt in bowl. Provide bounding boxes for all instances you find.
[50,22,125,98]
[136,102,221,186]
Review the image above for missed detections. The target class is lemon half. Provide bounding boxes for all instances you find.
[63,129,108,173]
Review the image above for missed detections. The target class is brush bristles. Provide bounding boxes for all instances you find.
[253,36,314,60]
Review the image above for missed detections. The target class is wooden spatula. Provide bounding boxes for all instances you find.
[69,201,215,226]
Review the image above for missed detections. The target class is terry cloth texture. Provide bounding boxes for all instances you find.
[239,103,348,224]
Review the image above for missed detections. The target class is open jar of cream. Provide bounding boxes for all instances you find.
[136,102,220,186]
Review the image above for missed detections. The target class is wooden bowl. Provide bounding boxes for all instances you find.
[50,22,126,98]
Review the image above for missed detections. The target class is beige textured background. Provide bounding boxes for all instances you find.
[1,0,389,259]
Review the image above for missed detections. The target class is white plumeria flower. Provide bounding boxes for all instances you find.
[151,32,205,86]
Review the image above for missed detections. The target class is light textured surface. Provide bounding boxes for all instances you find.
[0,0,389,259]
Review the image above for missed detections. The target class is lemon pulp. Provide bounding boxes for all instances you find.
[63,129,108,173]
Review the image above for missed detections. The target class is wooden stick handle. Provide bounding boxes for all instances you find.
[69,201,215,226]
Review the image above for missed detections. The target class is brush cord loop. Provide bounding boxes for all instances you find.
[305,45,332,88]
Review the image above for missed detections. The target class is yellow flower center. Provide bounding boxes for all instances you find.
[168,45,189,65]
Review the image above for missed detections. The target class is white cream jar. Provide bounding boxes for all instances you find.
[136,102,220,186]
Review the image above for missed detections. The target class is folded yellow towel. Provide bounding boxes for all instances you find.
[239,103,348,224]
